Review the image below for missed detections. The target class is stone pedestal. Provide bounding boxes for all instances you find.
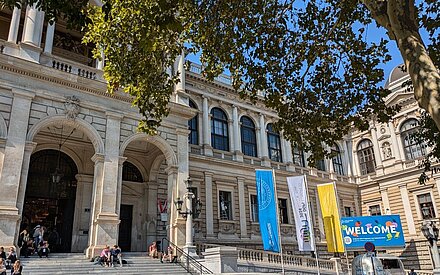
[203,246,238,274]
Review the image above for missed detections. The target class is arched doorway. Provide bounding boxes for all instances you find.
[21,149,78,253]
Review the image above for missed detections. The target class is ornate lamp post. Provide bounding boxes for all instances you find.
[175,177,202,256]
[421,221,440,274]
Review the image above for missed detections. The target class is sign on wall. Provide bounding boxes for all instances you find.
[340,215,405,250]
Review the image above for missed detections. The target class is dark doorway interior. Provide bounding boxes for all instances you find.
[21,149,78,253]
[119,204,133,252]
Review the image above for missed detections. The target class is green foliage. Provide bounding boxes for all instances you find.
[0,0,438,165]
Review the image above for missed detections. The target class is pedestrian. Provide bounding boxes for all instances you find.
[11,260,22,275]
[0,258,6,275]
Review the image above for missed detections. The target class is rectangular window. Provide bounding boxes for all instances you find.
[344,206,352,217]
[369,204,381,216]
[219,191,233,220]
[418,193,435,219]
[250,195,259,222]
[278,199,289,224]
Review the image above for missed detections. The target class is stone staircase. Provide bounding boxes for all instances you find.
[19,252,191,274]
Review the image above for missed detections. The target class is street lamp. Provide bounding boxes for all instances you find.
[421,221,440,274]
[174,177,202,257]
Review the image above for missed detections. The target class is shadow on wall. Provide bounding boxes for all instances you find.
[399,239,422,270]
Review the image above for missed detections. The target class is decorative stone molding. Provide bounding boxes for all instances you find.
[219,220,237,234]
[64,95,80,119]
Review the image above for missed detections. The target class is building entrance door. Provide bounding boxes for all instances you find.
[119,204,133,252]
[21,149,78,253]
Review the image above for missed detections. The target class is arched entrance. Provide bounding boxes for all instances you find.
[21,149,78,253]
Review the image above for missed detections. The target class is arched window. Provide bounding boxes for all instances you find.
[332,143,344,175]
[357,139,376,175]
[211,108,229,151]
[292,145,305,167]
[400,119,426,160]
[267,123,282,162]
[188,100,198,145]
[240,116,257,157]
[122,162,143,182]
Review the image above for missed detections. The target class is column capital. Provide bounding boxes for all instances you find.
[118,156,127,165]
[24,141,37,152]
[176,128,191,136]
[165,165,179,175]
[398,183,408,189]
[75,173,94,183]
[105,111,124,120]
[204,171,214,177]
[12,88,35,99]
[91,153,105,164]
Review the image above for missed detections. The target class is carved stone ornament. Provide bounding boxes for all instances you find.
[64,96,80,119]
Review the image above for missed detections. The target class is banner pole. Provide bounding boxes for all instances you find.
[272,169,285,275]
[304,176,320,275]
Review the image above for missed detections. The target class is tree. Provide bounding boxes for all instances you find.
[1,0,438,163]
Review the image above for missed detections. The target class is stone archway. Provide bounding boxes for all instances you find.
[119,133,178,252]
[22,149,78,253]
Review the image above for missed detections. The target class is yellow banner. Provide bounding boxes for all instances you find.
[317,183,345,252]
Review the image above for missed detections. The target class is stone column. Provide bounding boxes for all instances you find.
[399,183,416,235]
[0,89,34,248]
[353,194,360,216]
[279,133,287,164]
[71,174,94,252]
[370,126,383,174]
[20,4,44,62]
[232,105,243,162]
[166,166,179,246]
[237,177,247,238]
[7,6,21,43]
[202,96,213,156]
[146,182,158,247]
[43,21,55,54]
[259,113,270,166]
[388,121,402,162]
[175,54,185,93]
[176,128,193,253]
[116,156,126,216]
[86,113,122,257]
[342,139,353,177]
[204,172,214,238]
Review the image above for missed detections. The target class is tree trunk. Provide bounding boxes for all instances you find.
[363,0,440,130]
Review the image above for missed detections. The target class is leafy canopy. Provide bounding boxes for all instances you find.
[1,0,438,164]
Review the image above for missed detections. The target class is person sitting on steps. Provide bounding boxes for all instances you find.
[148,242,157,258]
[37,240,49,258]
[100,245,111,267]
[110,245,122,267]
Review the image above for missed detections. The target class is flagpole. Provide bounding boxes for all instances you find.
[304,176,320,275]
[272,169,285,275]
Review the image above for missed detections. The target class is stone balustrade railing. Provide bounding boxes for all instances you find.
[188,62,232,86]
[238,248,335,272]
[40,53,104,82]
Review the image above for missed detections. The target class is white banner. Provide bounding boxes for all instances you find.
[287,175,315,251]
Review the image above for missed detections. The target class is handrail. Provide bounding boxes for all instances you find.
[161,238,213,275]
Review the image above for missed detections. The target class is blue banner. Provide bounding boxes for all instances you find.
[340,215,405,250]
[256,169,280,252]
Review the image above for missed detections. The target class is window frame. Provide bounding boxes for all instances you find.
[357,139,376,175]
[332,144,344,175]
[267,123,282,162]
[413,190,437,220]
[188,100,199,145]
[278,198,289,224]
[400,119,426,160]
[211,108,229,151]
[240,116,257,157]
[218,190,234,220]
[250,194,259,223]
[368,204,382,216]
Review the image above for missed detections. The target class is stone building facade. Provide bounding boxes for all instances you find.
[0,4,436,271]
